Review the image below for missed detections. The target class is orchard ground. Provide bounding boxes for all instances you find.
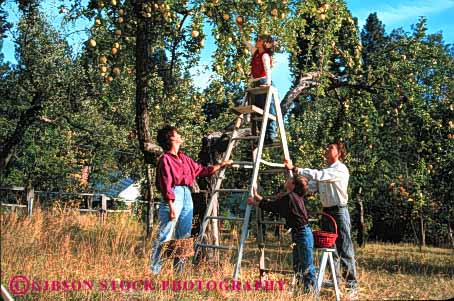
[1,208,453,300]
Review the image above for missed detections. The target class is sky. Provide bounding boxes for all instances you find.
[2,0,453,95]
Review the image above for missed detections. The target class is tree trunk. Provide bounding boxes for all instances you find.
[420,214,426,248]
[0,92,44,172]
[356,196,366,247]
[145,164,155,237]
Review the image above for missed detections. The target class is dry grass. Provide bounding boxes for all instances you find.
[1,208,453,300]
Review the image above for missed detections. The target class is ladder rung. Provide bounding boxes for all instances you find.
[251,115,277,121]
[232,135,260,141]
[232,105,263,115]
[206,216,244,222]
[259,168,286,174]
[260,159,285,168]
[260,268,294,275]
[197,243,237,251]
[232,161,255,169]
[215,189,249,193]
[259,220,286,225]
[263,141,281,148]
[258,243,288,249]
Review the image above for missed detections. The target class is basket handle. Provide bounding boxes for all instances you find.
[319,211,338,235]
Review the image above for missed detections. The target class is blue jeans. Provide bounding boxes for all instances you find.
[292,224,316,290]
[150,186,193,275]
[322,206,358,289]
[251,78,277,140]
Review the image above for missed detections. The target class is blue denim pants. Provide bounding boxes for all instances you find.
[150,186,193,275]
[321,206,358,289]
[292,224,316,290]
[251,78,278,140]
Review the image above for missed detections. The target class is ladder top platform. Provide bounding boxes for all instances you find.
[246,86,277,95]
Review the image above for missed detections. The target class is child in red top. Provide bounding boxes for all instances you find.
[238,21,277,144]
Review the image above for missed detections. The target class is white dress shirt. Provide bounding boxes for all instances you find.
[295,160,349,208]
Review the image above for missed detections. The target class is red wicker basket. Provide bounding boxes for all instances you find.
[313,212,338,248]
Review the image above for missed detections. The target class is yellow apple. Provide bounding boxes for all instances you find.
[236,16,243,24]
[115,29,122,36]
[111,47,118,55]
[223,14,229,21]
[113,42,120,49]
[118,17,124,24]
[319,14,326,21]
[111,0,117,6]
[119,9,125,16]
[112,67,121,76]
[89,38,97,47]
[191,30,199,38]
[100,66,108,73]
[107,76,114,82]
[271,8,278,16]
[100,55,108,64]
[95,18,102,25]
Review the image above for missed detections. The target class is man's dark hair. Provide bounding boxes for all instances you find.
[293,175,308,197]
[157,125,177,151]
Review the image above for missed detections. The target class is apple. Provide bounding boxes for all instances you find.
[119,9,125,16]
[100,66,108,73]
[271,8,278,16]
[322,3,330,11]
[223,14,229,21]
[113,42,120,49]
[118,17,124,24]
[111,0,117,6]
[89,38,97,47]
[95,18,102,25]
[111,47,118,55]
[236,16,243,24]
[319,14,326,21]
[115,29,122,36]
[107,76,114,82]
[100,55,108,64]
[191,30,199,38]
[112,67,121,76]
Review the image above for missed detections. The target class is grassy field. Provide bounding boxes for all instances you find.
[1,207,453,300]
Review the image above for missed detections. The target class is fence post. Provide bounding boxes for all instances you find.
[100,194,107,224]
[26,186,34,219]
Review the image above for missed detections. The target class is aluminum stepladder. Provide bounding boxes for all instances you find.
[193,85,293,280]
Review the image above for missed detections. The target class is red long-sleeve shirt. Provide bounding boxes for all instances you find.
[156,151,215,202]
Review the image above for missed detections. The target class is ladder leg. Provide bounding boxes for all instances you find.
[233,204,252,279]
[316,251,329,294]
[328,251,341,301]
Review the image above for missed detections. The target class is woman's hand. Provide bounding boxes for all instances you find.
[168,201,176,220]
[252,186,263,201]
[284,159,294,171]
[221,160,234,168]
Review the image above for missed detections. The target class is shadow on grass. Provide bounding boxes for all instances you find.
[358,255,454,276]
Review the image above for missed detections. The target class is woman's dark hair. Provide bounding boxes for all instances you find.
[257,34,275,57]
[157,125,177,151]
[293,175,308,197]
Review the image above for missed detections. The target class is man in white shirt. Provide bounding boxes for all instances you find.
[284,142,358,297]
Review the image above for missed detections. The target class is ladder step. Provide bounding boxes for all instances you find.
[197,243,237,251]
[258,243,290,249]
[206,216,244,222]
[260,268,294,275]
[215,189,249,193]
[232,135,260,141]
[251,115,277,121]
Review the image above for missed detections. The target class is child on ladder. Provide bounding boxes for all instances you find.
[247,176,316,293]
[237,19,278,144]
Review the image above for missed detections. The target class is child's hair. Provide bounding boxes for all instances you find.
[292,175,309,197]
[257,34,275,57]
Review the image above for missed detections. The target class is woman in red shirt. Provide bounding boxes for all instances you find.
[151,125,232,274]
